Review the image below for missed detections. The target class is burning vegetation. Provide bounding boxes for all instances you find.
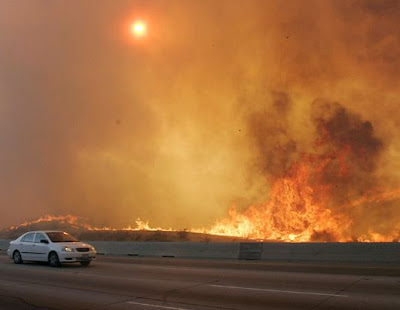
[0,215,247,242]
[196,100,400,242]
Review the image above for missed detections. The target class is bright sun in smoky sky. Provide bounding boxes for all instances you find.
[131,21,147,38]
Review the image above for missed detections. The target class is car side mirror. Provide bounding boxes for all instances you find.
[40,239,49,244]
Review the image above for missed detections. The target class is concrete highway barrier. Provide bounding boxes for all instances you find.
[89,241,240,259]
[0,240,9,253]
[1,239,399,263]
[261,242,400,263]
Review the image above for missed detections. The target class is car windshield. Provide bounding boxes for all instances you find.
[46,232,79,243]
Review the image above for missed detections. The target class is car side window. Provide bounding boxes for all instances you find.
[21,233,35,243]
[34,233,47,243]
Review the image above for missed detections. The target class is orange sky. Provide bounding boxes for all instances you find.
[0,0,399,232]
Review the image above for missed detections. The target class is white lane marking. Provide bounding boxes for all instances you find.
[209,284,348,298]
[127,301,189,310]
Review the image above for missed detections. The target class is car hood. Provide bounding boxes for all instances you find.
[53,242,93,249]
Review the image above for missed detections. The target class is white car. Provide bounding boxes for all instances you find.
[7,231,96,267]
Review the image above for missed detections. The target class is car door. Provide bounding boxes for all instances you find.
[20,232,36,260]
[32,233,49,261]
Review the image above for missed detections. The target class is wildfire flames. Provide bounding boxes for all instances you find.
[196,100,400,242]
[5,102,400,242]
[8,215,174,233]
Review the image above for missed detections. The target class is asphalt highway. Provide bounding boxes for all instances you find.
[0,253,399,310]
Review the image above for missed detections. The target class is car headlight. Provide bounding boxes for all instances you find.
[62,246,75,252]
[89,246,96,252]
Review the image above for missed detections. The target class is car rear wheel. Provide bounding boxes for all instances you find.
[48,252,60,267]
[80,261,91,267]
[13,251,23,264]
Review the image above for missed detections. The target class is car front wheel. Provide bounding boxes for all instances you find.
[48,252,60,267]
[13,251,23,264]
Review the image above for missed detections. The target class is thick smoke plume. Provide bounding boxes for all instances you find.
[0,1,399,240]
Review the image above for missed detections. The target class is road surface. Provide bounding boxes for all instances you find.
[0,253,399,310]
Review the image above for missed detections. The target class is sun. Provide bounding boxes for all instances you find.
[131,21,147,38]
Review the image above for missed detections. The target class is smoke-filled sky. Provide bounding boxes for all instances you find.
[0,0,399,231]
